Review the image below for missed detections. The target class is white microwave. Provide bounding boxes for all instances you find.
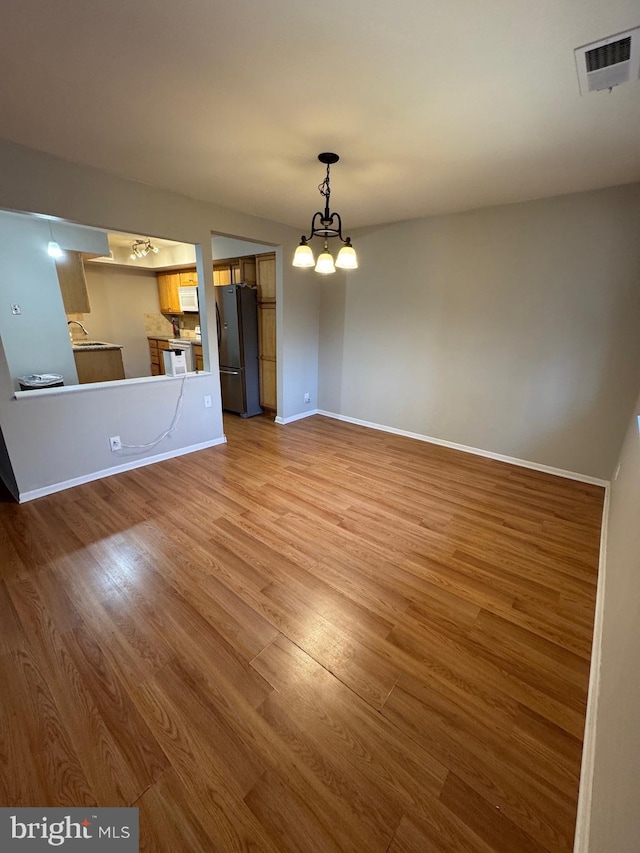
[178,286,199,312]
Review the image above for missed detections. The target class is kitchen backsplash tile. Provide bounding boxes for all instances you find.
[180,314,201,334]
[144,313,200,337]
[144,313,173,337]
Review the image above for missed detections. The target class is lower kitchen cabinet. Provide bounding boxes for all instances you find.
[149,338,203,375]
[259,358,277,411]
[74,349,125,384]
[148,338,169,375]
[194,344,204,371]
[256,252,276,411]
[258,302,276,410]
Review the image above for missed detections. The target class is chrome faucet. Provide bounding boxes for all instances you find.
[67,320,89,336]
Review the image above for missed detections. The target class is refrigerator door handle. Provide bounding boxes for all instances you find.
[220,368,241,375]
[216,302,221,348]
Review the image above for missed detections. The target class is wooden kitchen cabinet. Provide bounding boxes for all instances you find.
[148,337,169,375]
[258,305,276,361]
[193,344,204,372]
[258,304,277,410]
[156,272,183,314]
[56,251,90,314]
[213,257,257,286]
[259,359,277,411]
[240,257,256,285]
[256,253,276,302]
[213,263,233,286]
[157,268,199,313]
[256,252,276,411]
[74,349,125,384]
[210,251,277,410]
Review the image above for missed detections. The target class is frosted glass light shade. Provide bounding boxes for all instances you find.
[315,250,336,274]
[292,242,315,268]
[335,244,358,269]
[47,240,63,259]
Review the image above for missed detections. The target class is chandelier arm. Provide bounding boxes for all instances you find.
[301,211,327,242]
[299,212,352,244]
[330,211,346,243]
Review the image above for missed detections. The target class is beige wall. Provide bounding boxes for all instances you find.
[0,137,319,498]
[0,210,104,388]
[586,395,640,851]
[319,184,640,480]
[83,265,161,378]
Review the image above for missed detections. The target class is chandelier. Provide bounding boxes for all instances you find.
[129,239,159,260]
[292,153,358,274]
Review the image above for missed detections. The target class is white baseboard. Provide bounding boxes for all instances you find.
[573,487,610,852]
[275,409,319,425]
[316,410,609,487]
[18,436,227,503]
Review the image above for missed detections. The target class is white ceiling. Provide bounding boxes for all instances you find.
[0,0,639,230]
[87,231,196,269]
[106,232,186,251]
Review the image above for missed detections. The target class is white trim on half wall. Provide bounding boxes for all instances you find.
[18,437,227,503]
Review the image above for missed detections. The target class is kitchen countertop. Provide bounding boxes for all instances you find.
[148,335,202,345]
[72,341,123,351]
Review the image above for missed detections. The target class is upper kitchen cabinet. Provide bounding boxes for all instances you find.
[213,262,233,286]
[239,257,256,285]
[179,269,198,287]
[56,251,90,314]
[156,271,183,314]
[213,257,256,286]
[157,268,200,313]
[256,253,276,302]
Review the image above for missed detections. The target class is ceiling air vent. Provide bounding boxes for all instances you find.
[575,26,640,94]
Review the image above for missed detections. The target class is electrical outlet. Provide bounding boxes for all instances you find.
[109,436,122,452]
[11,304,21,315]
[204,395,212,408]
[304,392,311,404]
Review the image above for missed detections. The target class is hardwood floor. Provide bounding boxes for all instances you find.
[0,413,603,852]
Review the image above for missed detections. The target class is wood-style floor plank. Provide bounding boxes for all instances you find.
[0,413,603,851]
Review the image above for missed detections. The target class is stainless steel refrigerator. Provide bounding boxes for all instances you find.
[215,283,263,418]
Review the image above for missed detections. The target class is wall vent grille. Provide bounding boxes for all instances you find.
[575,27,640,94]
[585,37,631,72]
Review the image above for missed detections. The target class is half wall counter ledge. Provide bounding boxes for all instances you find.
[12,370,212,399]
